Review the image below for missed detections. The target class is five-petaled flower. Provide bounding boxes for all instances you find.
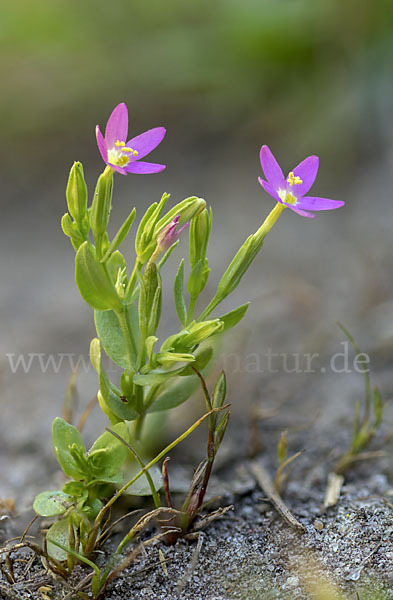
[258,145,344,218]
[96,103,166,175]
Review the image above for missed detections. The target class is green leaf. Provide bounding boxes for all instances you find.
[90,339,139,421]
[218,303,250,331]
[105,250,127,283]
[63,481,88,501]
[180,345,213,375]
[88,422,129,478]
[75,242,122,311]
[174,259,187,326]
[95,303,139,369]
[33,491,72,517]
[212,371,226,409]
[52,417,86,480]
[133,365,189,386]
[147,374,199,412]
[157,240,179,270]
[187,258,210,298]
[61,213,85,251]
[101,208,136,262]
[46,519,73,562]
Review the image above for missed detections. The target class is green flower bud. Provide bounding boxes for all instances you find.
[156,351,195,367]
[139,262,162,337]
[178,319,224,348]
[155,196,206,232]
[189,208,211,268]
[66,162,88,235]
[90,168,114,257]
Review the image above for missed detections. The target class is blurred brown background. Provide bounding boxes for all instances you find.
[1,0,393,501]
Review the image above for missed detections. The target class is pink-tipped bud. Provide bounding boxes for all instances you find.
[156,216,189,254]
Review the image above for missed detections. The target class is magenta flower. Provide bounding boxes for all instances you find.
[96,103,166,175]
[156,216,189,254]
[258,145,344,218]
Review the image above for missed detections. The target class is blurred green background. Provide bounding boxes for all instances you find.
[1,0,392,183]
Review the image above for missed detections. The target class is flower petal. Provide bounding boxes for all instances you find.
[258,177,281,202]
[127,127,166,159]
[291,156,319,196]
[108,163,128,175]
[288,205,315,218]
[296,196,345,211]
[125,161,166,174]
[96,125,108,163]
[260,145,285,189]
[105,103,128,147]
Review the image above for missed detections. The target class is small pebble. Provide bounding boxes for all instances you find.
[313,519,324,531]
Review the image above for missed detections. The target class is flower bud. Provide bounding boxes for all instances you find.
[155,196,206,231]
[178,319,224,348]
[66,162,88,235]
[189,208,211,268]
[90,169,114,256]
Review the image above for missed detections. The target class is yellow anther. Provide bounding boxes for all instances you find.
[287,171,303,186]
[108,142,138,167]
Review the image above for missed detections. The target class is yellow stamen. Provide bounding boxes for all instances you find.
[108,141,138,167]
[287,171,303,186]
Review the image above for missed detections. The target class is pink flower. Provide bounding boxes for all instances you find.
[96,103,166,175]
[258,145,344,218]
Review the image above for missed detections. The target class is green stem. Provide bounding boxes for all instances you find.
[132,385,146,440]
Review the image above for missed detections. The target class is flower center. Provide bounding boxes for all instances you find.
[107,140,138,167]
[287,171,303,186]
[278,189,298,205]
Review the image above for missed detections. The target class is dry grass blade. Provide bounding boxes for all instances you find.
[324,472,345,509]
[19,515,38,544]
[250,461,306,533]
[62,368,78,424]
